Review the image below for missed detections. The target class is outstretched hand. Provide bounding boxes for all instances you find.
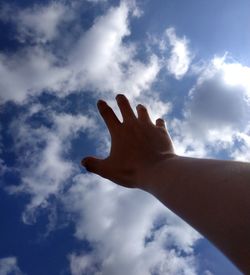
[81,94,176,189]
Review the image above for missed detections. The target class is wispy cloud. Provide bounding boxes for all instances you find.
[2,2,68,43]
[6,105,96,224]
[0,257,24,275]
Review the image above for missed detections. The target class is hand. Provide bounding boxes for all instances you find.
[81,94,176,189]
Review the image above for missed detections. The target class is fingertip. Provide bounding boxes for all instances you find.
[116,93,125,100]
[80,156,105,175]
[81,157,88,167]
[156,118,165,123]
[136,104,146,110]
[156,118,166,127]
[97,99,107,108]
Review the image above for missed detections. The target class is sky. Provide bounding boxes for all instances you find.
[0,0,249,274]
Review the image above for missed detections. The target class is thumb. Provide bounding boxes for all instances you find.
[81,156,105,175]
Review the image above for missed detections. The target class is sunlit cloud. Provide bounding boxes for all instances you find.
[146,27,193,80]
[170,55,250,160]
[165,27,192,80]
[0,1,160,104]
[213,55,250,93]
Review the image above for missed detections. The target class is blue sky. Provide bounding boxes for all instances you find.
[0,0,249,274]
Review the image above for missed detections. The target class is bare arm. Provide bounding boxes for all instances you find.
[81,94,250,273]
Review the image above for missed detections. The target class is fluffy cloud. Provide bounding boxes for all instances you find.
[146,27,192,80]
[170,56,250,158]
[0,1,160,103]
[64,173,200,275]
[165,27,192,80]
[0,257,24,275]
[188,57,250,130]
[69,253,101,275]
[6,106,96,224]
[68,2,160,98]
[0,47,71,102]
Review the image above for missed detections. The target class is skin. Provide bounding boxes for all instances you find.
[81,94,250,274]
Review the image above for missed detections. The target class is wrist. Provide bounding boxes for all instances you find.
[136,153,180,192]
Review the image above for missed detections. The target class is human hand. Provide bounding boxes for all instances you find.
[81,94,176,189]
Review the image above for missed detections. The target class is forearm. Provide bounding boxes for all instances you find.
[140,156,250,273]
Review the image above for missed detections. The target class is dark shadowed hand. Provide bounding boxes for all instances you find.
[81,94,176,188]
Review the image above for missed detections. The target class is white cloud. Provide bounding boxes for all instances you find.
[213,56,250,91]
[0,1,160,104]
[16,3,68,43]
[203,271,214,275]
[0,2,69,44]
[6,107,96,224]
[146,27,193,80]
[231,130,250,161]
[170,56,250,158]
[165,27,192,80]
[64,173,200,275]
[0,257,24,275]
[0,46,71,102]
[69,253,101,275]
[68,2,160,99]
[189,57,250,133]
